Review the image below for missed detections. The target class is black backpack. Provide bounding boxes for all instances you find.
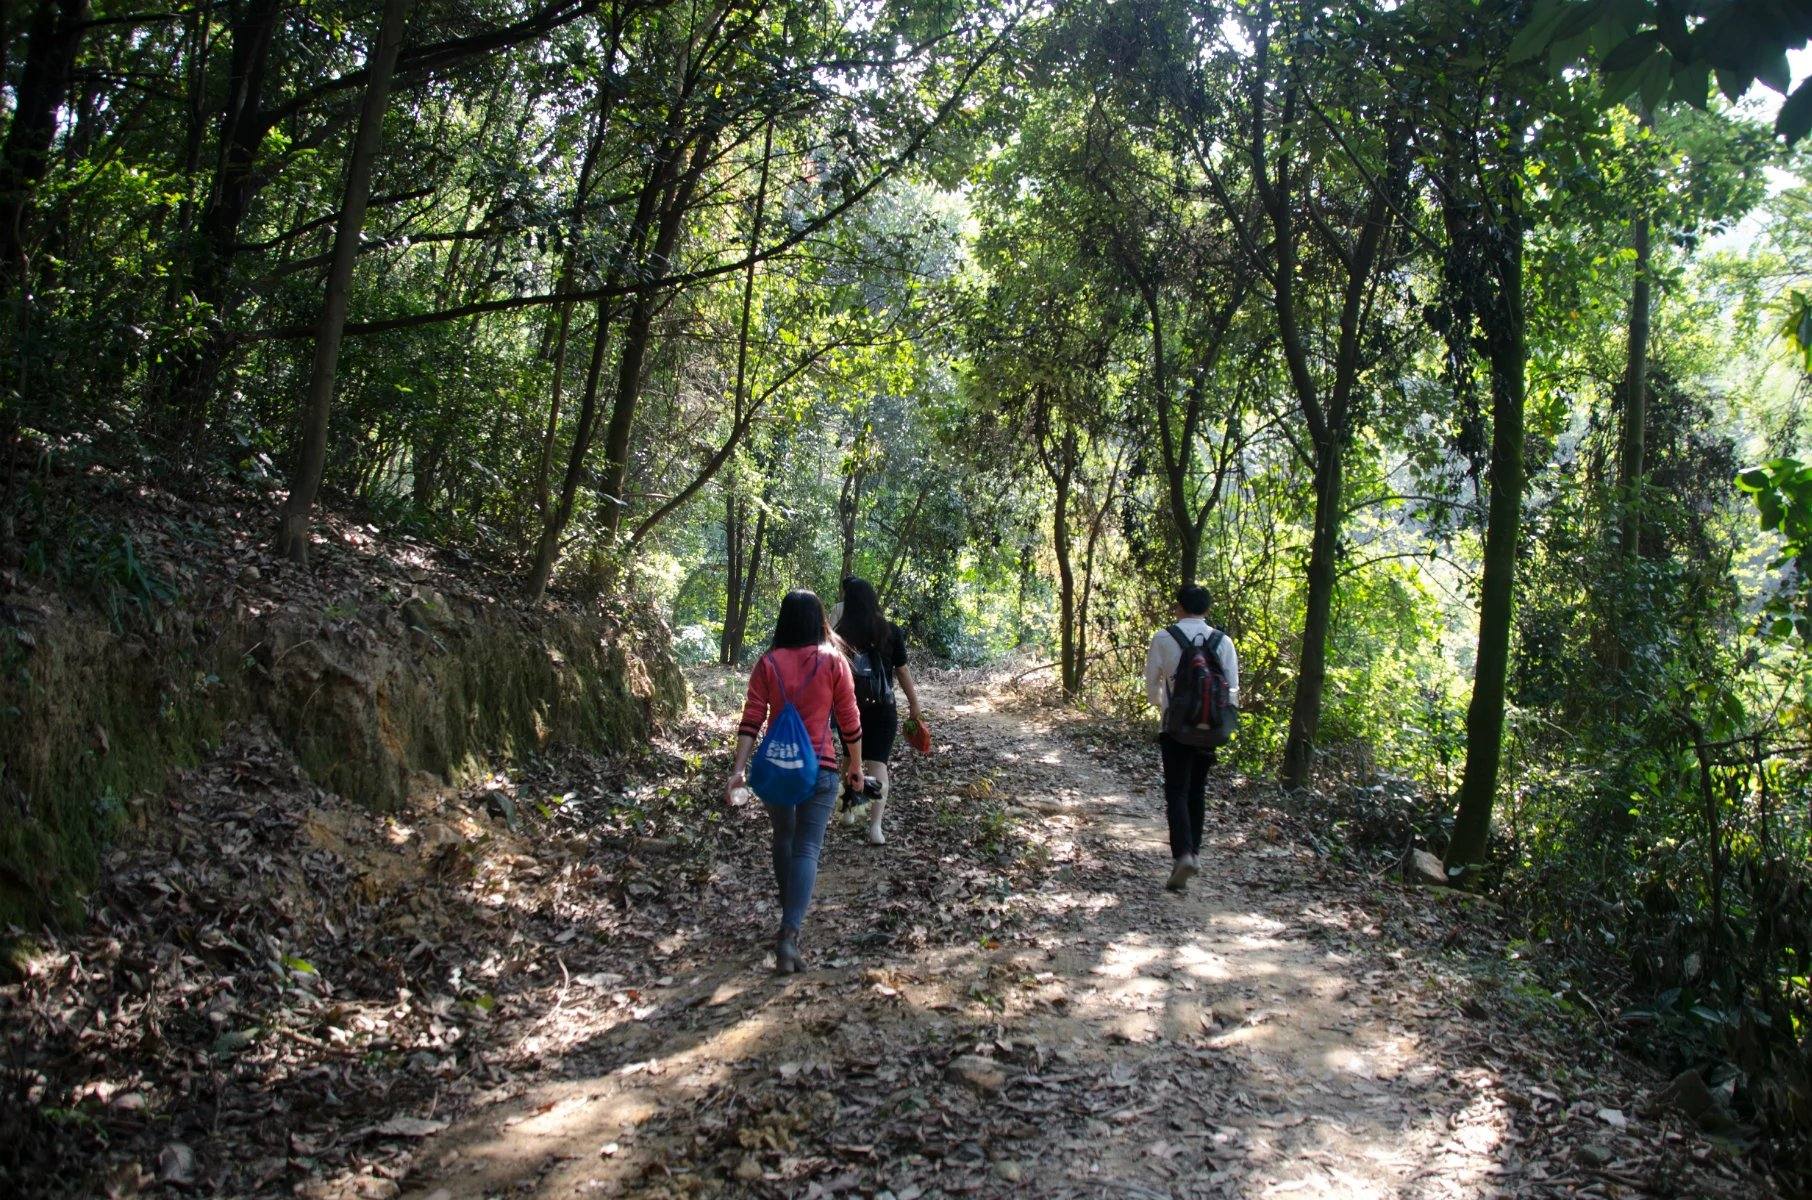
[850,641,893,706]
[1162,626,1235,749]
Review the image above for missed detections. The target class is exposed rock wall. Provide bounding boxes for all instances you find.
[0,580,684,927]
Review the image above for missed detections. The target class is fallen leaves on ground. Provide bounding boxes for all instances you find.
[2,674,1781,1198]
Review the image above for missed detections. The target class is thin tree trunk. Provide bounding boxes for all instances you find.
[534,95,614,516]
[1143,282,1192,584]
[1280,442,1342,788]
[1248,16,1398,789]
[839,462,864,583]
[1074,443,1129,695]
[275,0,410,564]
[1448,185,1526,872]
[526,296,615,596]
[727,501,767,663]
[878,488,929,601]
[721,489,743,663]
[592,288,661,536]
[1140,279,1235,587]
[626,118,774,547]
[164,5,213,307]
[522,140,673,596]
[1015,544,1032,642]
[1037,415,1080,699]
[1618,212,1650,561]
[1054,460,1076,696]
[592,125,722,547]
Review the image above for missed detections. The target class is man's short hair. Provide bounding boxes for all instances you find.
[1175,584,1210,615]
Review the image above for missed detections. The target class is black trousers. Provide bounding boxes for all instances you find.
[1159,734,1216,859]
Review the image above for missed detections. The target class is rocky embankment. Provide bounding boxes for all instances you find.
[0,464,685,928]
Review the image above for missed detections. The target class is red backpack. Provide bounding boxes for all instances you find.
[1162,626,1235,749]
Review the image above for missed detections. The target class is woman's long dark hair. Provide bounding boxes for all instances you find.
[834,576,891,651]
[769,589,832,650]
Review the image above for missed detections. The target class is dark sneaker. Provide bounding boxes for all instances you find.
[775,928,806,974]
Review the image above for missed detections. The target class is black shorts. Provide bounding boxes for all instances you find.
[858,700,898,762]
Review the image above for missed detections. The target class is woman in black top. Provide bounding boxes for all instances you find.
[833,577,923,845]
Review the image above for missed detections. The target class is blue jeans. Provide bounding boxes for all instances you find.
[765,769,839,932]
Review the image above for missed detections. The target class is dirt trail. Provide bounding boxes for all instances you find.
[400,683,1760,1200]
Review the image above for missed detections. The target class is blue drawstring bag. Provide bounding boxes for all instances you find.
[748,655,820,807]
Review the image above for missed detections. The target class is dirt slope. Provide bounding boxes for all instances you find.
[395,681,1770,1200]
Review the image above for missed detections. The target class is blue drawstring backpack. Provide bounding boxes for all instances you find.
[748,654,820,807]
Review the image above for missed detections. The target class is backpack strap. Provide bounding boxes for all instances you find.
[1168,625,1205,655]
[872,633,892,690]
[765,650,820,709]
[761,652,826,717]
[763,653,787,707]
[1205,629,1225,664]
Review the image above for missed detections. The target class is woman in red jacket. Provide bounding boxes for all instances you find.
[725,590,864,973]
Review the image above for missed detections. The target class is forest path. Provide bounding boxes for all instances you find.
[401,681,1751,1200]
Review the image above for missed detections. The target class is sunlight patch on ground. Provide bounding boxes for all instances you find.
[456,1089,659,1182]
[1088,937,1166,979]
[436,987,788,1194]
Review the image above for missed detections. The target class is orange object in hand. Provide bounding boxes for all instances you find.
[905,717,932,754]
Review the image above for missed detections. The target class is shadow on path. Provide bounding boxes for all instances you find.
[398,684,1762,1200]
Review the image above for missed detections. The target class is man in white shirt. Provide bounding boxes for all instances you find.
[1142,584,1240,892]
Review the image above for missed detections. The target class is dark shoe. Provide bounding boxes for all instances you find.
[1165,856,1197,893]
[775,927,805,974]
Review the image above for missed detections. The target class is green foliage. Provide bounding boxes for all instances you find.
[1736,456,1812,641]
[1784,289,1812,371]
[1512,0,1812,142]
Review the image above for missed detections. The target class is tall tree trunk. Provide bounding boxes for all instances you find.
[838,459,864,584]
[275,0,410,565]
[735,512,767,661]
[592,126,721,548]
[154,0,283,437]
[0,0,87,293]
[722,490,743,664]
[625,119,774,548]
[534,96,612,515]
[522,132,678,597]
[1449,189,1527,872]
[878,489,928,601]
[1280,441,1342,788]
[1054,461,1077,697]
[164,5,214,307]
[1143,283,1195,585]
[724,496,766,664]
[1015,543,1033,642]
[1618,212,1651,562]
[526,296,614,597]
[591,287,662,538]
[1248,16,1398,791]
[1039,420,1080,699]
[1074,444,1128,696]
